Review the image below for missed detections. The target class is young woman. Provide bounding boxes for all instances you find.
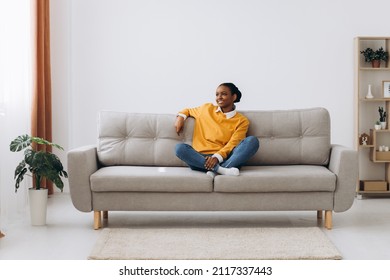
[175,83,259,177]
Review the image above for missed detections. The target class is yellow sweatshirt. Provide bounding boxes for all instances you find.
[179,103,249,160]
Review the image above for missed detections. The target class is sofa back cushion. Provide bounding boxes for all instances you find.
[243,107,331,165]
[97,111,192,166]
[97,107,330,167]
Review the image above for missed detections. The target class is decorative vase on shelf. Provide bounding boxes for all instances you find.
[381,122,387,130]
[375,123,381,130]
[366,84,374,99]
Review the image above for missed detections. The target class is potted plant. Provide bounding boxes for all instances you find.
[375,120,382,130]
[9,134,68,225]
[360,47,389,68]
[378,107,387,129]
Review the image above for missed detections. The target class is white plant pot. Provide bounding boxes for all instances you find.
[375,124,382,130]
[381,122,387,129]
[28,188,48,226]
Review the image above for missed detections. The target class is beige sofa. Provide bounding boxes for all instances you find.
[67,107,358,230]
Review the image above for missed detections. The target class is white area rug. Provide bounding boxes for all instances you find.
[89,227,341,260]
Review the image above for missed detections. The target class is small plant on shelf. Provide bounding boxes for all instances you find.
[375,120,381,130]
[379,107,387,122]
[378,107,387,130]
[360,47,389,67]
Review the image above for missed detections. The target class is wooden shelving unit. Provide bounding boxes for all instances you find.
[355,37,390,198]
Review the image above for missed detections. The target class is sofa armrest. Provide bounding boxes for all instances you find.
[67,145,99,212]
[328,144,358,212]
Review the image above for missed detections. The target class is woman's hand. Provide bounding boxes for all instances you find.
[204,156,218,170]
[175,116,185,135]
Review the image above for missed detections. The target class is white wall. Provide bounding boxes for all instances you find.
[51,0,390,190]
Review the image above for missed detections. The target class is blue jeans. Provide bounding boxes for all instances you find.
[175,136,259,172]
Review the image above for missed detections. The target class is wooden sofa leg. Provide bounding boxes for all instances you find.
[94,211,102,230]
[325,210,332,230]
[317,210,323,219]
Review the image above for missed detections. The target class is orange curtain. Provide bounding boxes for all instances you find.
[31,0,53,194]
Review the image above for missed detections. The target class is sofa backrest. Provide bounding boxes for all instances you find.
[243,108,330,165]
[97,107,330,167]
[97,111,192,166]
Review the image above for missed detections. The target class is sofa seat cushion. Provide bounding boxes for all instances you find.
[214,165,336,193]
[91,166,213,192]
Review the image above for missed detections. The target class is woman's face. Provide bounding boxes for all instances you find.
[215,85,236,111]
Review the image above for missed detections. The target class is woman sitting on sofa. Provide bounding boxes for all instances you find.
[174,82,259,177]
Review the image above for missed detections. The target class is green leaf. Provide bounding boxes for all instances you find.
[14,166,27,192]
[10,134,31,152]
[14,160,26,178]
[31,136,64,151]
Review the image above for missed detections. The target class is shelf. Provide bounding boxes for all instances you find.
[356,37,390,198]
[359,144,374,148]
[359,67,390,71]
[357,190,390,194]
[357,188,390,197]
[359,98,390,102]
[357,36,390,40]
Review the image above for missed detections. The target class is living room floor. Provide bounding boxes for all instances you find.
[0,193,389,260]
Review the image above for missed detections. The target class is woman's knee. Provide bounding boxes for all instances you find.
[246,136,260,149]
[175,143,192,156]
[175,143,187,156]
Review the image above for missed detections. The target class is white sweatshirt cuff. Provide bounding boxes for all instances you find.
[212,153,223,163]
[177,113,187,120]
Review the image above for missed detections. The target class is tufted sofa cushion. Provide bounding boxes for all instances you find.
[97,111,193,166]
[97,108,330,167]
[243,107,331,165]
